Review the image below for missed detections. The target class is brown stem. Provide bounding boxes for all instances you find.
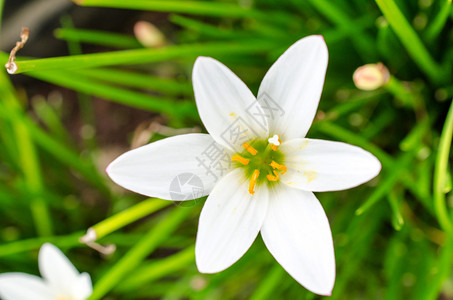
[5,27,30,74]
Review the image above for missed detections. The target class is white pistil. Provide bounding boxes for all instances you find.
[268,135,280,146]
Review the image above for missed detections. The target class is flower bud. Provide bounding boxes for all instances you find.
[353,63,390,91]
[134,21,166,48]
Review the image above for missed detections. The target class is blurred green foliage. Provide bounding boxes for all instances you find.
[1,0,453,299]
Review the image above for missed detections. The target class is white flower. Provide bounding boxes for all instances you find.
[0,243,92,300]
[106,35,381,296]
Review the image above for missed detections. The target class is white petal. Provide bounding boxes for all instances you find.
[193,57,268,152]
[107,134,231,200]
[195,168,269,273]
[258,35,328,139]
[39,243,80,296]
[280,138,381,191]
[0,273,55,300]
[261,186,335,296]
[71,273,93,300]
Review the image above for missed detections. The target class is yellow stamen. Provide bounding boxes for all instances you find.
[270,161,287,174]
[232,155,249,165]
[243,142,258,155]
[266,170,280,181]
[271,144,278,151]
[249,169,260,195]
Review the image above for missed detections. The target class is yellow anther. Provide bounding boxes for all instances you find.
[270,161,287,174]
[232,155,249,165]
[266,170,280,182]
[271,144,278,151]
[243,143,258,155]
[249,169,260,195]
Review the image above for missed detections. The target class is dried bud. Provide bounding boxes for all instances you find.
[134,21,166,48]
[353,63,390,91]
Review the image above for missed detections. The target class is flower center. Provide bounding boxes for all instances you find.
[231,135,286,195]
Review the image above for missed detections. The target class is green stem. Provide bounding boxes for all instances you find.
[307,0,376,60]
[314,122,392,166]
[374,0,446,83]
[170,14,249,40]
[0,99,109,194]
[385,76,414,108]
[399,116,430,151]
[88,207,192,300]
[0,233,83,257]
[355,150,415,215]
[433,99,453,233]
[425,0,452,42]
[0,71,53,236]
[0,0,4,32]
[32,97,73,145]
[249,265,284,300]
[13,120,53,236]
[388,188,404,231]
[88,198,172,241]
[116,245,195,291]
[54,27,141,49]
[74,0,261,18]
[71,68,193,96]
[314,122,429,213]
[421,235,453,299]
[60,15,98,151]
[27,69,197,120]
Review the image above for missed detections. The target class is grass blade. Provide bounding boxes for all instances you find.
[71,68,193,96]
[27,69,197,120]
[88,207,192,300]
[425,0,452,42]
[116,245,195,291]
[374,0,447,83]
[355,150,414,215]
[0,71,53,236]
[89,198,172,240]
[7,41,276,74]
[74,0,261,18]
[54,28,142,49]
[0,232,83,257]
[433,99,453,233]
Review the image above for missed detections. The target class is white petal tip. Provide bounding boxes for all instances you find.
[195,252,227,274]
[319,288,334,297]
[306,287,333,296]
[195,261,224,274]
[38,243,67,267]
[196,267,218,274]
[303,281,334,296]
[105,159,116,176]
[105,163,111,175]
[194,56,214,66]
[312,34,325,41]
[302,35,326,45]
[298,35,328,57]
[105,158,122,184]
[40,243,55,254]
[370,155,383,178]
